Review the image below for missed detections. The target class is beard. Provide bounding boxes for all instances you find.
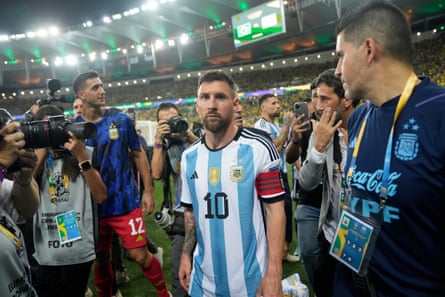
[203,115,230,134]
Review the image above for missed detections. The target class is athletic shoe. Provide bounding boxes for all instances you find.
[154,247,164,267]
[84,286,93,297]
[283,253,300,262]
[112,289,123,297]
[115,268,130,285]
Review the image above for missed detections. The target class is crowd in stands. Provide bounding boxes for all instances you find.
[2,32,444,123]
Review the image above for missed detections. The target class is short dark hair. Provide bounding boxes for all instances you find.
[198,71,239,98]
[258,93,276,106]
[156,102,181,122]
[72,71,100,95]
[314,69,345,99]
[336,0,412,64]
[34,105,63,121]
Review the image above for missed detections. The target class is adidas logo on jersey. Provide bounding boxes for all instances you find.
[190,171,198,179]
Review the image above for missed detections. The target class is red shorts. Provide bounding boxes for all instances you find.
[96,208,147,252]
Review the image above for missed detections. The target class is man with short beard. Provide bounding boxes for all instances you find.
[178,71,286,297]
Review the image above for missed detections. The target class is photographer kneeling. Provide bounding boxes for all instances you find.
[0,112,40,297]
[151,103,198,297]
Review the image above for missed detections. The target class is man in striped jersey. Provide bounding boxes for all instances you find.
[178,71,286,297]
[254,94,298,263]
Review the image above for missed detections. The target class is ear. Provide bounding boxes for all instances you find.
[364,38,378,63]
[342,98,352,109]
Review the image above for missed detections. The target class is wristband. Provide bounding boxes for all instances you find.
[0,166,7,182]
[153,142,164,149]
[291,138,300,145]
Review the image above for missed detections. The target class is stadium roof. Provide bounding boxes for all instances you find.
[0,0,444,88]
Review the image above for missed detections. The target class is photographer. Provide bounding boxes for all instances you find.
[151,103,198,297]
[30,105,107,297]
[0,119,40,297]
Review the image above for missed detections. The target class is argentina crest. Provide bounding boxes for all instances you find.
[230,165,244,183]
[395,118,419,161]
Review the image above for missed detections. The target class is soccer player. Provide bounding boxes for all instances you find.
[72,71,170,297]
[178,71,286,297]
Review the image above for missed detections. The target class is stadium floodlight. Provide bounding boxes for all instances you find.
[83,21,93,28]
[54,57,64,66]
[26,31,36,38]
[154,40,164,50]
[112,14,122,20]
[49,26,59,36]
[89,52,97,61]
[65,55,78,66]
[142,1,159,11]
[36,29,48,38]
[103,16,112,24]
[179,33,189,45]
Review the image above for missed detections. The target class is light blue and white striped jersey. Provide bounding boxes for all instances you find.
[180,127,285,297]
[254,117,287,173]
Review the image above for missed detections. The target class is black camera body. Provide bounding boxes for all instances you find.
[0,108,96,149]
[167,116,188,134]
[36,78,74,107]
[154,208,174,230]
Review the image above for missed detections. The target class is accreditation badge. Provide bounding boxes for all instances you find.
[329,207,381,276]
[56,210,81,244]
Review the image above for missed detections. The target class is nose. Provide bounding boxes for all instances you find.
[335,61,342,78]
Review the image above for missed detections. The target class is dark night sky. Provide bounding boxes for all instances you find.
[0,0,144,34]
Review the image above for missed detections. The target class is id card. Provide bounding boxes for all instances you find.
[330,209,376,276]
[55,210,81,244]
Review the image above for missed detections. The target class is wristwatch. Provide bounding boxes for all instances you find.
[78,160,92,172]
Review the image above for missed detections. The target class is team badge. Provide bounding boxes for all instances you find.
[230,165,244,183]
[395,118,419,161]
[395,133,418,160]
[109,123,119,140]
[209,167,220,186]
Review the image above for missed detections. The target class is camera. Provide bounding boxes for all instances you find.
[167,116,188,134]
[36,78,74,107]
[154,208,174,230]
[0,108,96,149]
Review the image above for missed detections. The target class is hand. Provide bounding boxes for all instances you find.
[179,253,192,292]
[141,191,154,216]
[0,122,25,168]
[154,120,171,143]
[14,149,37,185]
[282,111,295,127]
[289,115,310,143]
[313,107,342,153]
[256,268,282,297]
[63,132,88,162]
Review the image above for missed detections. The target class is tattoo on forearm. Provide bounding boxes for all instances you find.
[182,211,197,255]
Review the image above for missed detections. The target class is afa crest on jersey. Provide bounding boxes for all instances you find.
[395,118,419,161]
[230,165,244,183]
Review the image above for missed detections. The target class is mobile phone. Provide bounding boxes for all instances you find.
[293,102,309,123]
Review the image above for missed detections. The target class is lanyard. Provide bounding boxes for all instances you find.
[47,154,69,203]
[346,72,418,207]
[0,222,22,253]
